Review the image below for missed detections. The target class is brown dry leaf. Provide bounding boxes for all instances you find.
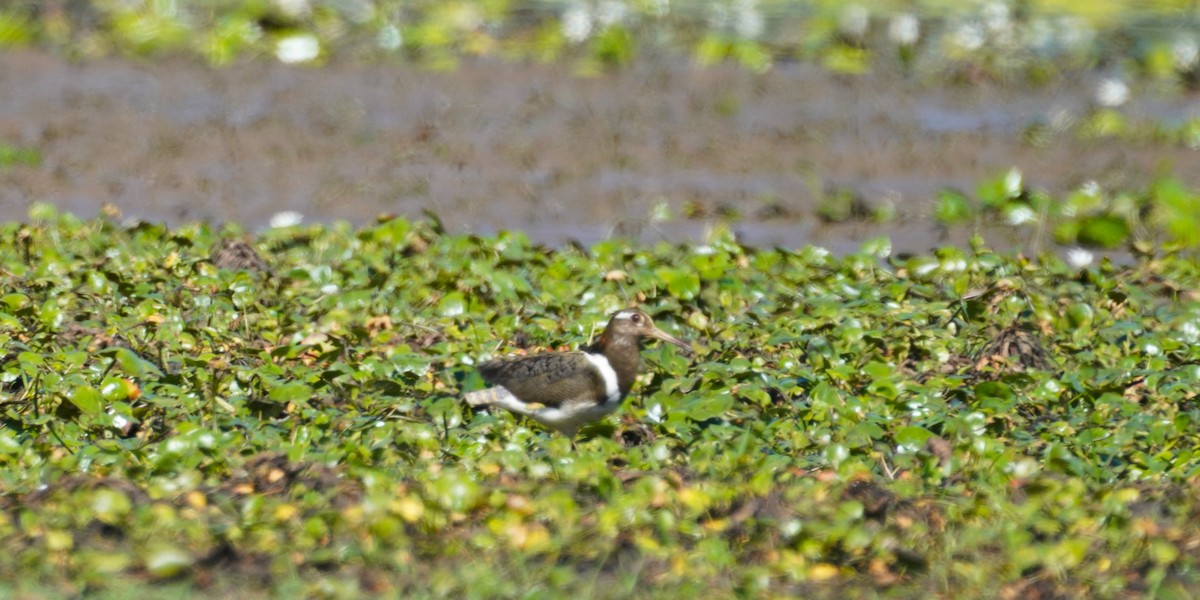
[366,315,393,333]
[925,436,953,467]
[869,558,899,586]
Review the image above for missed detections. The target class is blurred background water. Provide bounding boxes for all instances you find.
[2,1,1200,256]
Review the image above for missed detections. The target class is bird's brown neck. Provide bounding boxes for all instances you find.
[585,332,641,395]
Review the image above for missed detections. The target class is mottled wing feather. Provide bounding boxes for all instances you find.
[477,352,600,408]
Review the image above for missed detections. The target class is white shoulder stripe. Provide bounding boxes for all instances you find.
[584,353,621,403]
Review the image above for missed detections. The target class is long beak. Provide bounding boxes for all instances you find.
[648,326,694,356]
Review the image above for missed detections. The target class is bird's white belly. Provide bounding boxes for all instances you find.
[479,386,624,436]
[534,400,621,432]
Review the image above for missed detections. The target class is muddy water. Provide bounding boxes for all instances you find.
[1,50,1198,254]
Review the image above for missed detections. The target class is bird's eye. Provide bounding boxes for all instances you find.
[631,313,641,323]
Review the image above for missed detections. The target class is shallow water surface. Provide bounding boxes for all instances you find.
[1,50,1196,255]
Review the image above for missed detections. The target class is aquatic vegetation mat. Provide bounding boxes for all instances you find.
[2,205,1200,597]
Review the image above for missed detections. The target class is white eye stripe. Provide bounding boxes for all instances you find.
[612,311,635,320]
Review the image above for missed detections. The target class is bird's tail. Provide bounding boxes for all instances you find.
[464,387,509,407]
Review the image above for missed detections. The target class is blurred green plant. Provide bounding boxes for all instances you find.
[0,144,41,168]
[0,0,1194,86]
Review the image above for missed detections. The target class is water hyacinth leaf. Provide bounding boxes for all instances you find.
[1,292,28,310]
[439,292,468,317]
[268,381,313,403]
[39,299,63,329]
[101,377,141,401]
[1065,303,1094,329]
[1153,178,1200,247]
[17,351,43,367]
[808,381,842,413]
[98,347,164,377]
[426,397,462,429]
[69,385,104,415]
[683,393,733,421]
[0,430,22,454]
[975,381,1015,404]
[92,488,133,524]
[1076,215,1129,248]
[429,470,480,513]
[372,216,412,246]
[143,544,193,579]
[977,168,1023,208]
[655,266,700,300]
[935,190,972,224]
[895,425,934,448]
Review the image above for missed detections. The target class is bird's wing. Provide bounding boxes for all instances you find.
[477,352,601,408]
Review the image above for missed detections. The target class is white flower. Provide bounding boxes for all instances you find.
[1065,247,1093,269]
[646,403,664,424]
[780,519,801,538]
[1174,38,1200,70]
[889,13,919,46]
[981,2,1010,34]
[1057,16,1092,51]
[562,3,593,43]
[596,0,627,27]
[275,34,320,64]
[1003,168,1023,197]
[378,23,402,51]
[1095,78,1129,107]
[1006,205,1036,226]
[1005,458,1038,478]
[952,22,985,51]
[734,0,764,39]
[1179,320,1200,344]
[839,5,870,38]
[269,211,304,228]
[275,0,310,18]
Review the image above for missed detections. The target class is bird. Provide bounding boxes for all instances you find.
[463,308,693,438]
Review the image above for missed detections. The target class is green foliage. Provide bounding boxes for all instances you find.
[0,0,1196,87]
[1,208,1200,596]
[934,190,973,225]
[1152,178,1200,247]
[0,10,33,47]
[0,144,41,169]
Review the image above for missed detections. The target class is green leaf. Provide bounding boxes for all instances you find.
[143,543,192,579]
[655,267,700,300]
[98,347,164,377]
[1077,215,1129,248]
[268,381,313,403]
[935,190,972,224]
[69,385,104,415]
[684,393,733,421]
[895,425,934,448]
